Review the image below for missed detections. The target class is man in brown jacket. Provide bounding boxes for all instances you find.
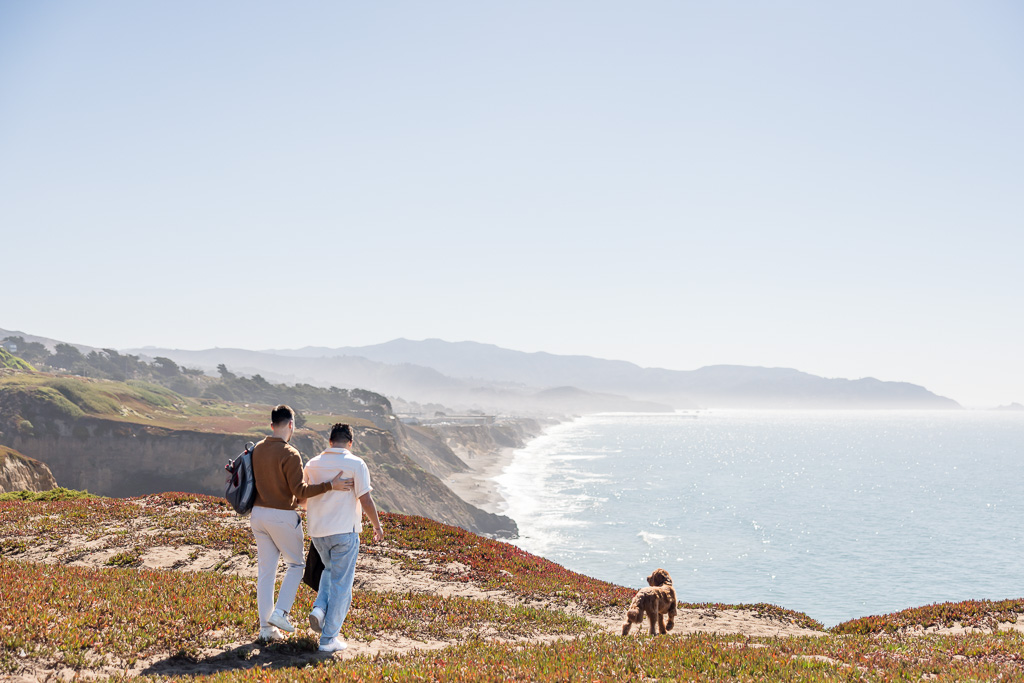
[251,404,351,641]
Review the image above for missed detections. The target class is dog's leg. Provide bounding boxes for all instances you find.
[647,606,657,635]
[666,602,676,632]
[658,611,667,634]
[622,603,642,636]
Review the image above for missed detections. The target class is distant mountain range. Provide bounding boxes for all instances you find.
[0,328,963,412]
[124,338,961,412]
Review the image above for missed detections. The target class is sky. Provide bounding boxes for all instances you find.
[1,2,1021,408]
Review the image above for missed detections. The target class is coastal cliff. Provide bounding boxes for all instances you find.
[395,419,541,478]
[347,426,517,537]
[416,419,543,466]
[0,445,57,493]
[7,418,256,497]
[0,372,519,537]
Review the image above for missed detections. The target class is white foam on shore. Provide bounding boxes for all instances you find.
[494,417,599,556]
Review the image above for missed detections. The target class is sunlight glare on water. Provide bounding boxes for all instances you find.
[495,410,1024,627]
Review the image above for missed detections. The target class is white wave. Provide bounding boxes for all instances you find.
[638,530,669,546]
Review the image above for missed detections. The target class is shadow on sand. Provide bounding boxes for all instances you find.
[138,636,337,678]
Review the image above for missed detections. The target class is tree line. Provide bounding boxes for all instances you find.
[1,336,391,417]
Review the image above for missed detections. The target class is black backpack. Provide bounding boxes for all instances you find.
[224,441,257,515]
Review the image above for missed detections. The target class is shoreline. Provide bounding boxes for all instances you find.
[442,418,562,518]
[445,445,519,516]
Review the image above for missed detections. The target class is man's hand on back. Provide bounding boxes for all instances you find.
[330,475,354,491]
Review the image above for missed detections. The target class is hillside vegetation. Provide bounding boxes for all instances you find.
[0,348,33,371]
[1,336,393,421]
[2,493,1024,681]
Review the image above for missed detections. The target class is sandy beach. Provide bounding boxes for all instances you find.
[444,445,519,516]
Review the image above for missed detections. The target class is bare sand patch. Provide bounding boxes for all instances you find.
[445,447,517,515]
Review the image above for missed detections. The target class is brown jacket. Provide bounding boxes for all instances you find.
[252,437,332,510]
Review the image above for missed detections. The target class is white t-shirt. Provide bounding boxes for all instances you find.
[303,447,372,538]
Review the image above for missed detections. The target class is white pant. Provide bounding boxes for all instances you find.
[250,505,305,628]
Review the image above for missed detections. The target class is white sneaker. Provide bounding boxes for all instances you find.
[268,609,295,633]
[318,637,347,653]
[309,607,325,632]
[258,626,284,642]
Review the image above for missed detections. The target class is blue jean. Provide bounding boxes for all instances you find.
[312,532,360,644]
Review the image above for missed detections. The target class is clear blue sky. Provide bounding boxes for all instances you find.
[2,2,1021,407]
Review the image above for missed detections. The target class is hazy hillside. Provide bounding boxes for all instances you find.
[125,346,674,414]
[8,327,960,410]
[0,327,98,355]
[126,346,467,395]
[271,338,961,409]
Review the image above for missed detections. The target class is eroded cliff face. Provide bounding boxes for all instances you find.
[347,428,517,537]
[8,418,258,497]
[0,446,57,493]
[422,419,543,463]
[394,423,472,480]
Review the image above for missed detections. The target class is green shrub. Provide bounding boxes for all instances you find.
[47,379,121,415]
[105,548,142,567]
[0,348,34,371]
[13,385,86,421]
[125,380,177,408]
[0,487,98,502]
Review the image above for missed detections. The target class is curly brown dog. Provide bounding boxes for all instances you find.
[621,568,677,636]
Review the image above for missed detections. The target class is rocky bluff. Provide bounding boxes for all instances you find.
[0,446,57,494]
[2,405,524,538]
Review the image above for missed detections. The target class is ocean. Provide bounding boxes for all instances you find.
[494,410,1024,627]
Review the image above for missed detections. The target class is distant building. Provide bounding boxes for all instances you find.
[421,415,496,426]
[396,413,498,427]
[4,343,16,353]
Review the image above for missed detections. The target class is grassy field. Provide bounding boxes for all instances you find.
[1,493,1024,680]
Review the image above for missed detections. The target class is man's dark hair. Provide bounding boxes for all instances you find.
[329,423,354,445]
[271,404,295,427]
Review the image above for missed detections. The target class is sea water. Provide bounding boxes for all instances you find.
[494,410,1024,627]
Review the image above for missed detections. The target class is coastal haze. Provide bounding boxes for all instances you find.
[123,338,962,411]
[0,326,967,411]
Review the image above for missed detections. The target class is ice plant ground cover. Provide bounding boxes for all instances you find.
[2,494,1024,680]
[191,631,1024,682]
[0,558,594,673]
[0,492,254,560]
[833,599,1024,635]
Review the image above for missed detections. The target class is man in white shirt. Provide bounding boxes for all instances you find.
[302,423,385,653]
